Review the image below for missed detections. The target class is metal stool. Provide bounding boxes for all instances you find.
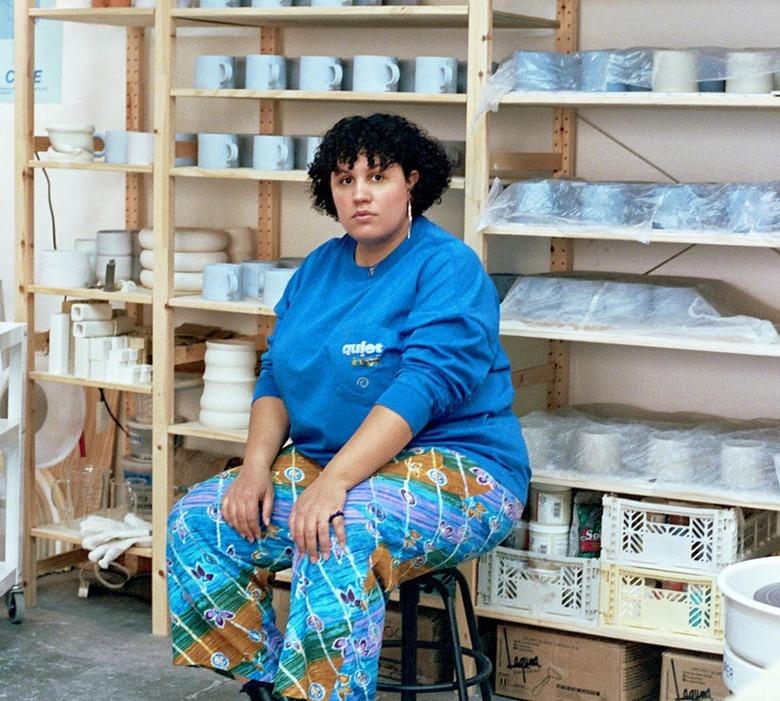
[377,567,492,701]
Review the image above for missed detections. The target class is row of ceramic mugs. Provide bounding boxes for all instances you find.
[202,261,301,307]
[197,134,321,170]
[196,54,467,94]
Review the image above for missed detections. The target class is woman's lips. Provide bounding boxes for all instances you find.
[353,212,375,222]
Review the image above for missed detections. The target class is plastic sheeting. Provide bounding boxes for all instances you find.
[478,46,780,115]
[521,406,780,496]
[477,179,780,243]
[500,272,779,343]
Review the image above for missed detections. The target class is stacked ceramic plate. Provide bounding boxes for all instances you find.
[718,556,780,694]
[138,227,231,292]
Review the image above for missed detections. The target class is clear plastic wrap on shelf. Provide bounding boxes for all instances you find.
[520,405,780,497]
[500,272,779,343]
[476,180,780,242]
[476,46,780,116]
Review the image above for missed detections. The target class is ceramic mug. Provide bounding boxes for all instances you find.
[398,59,415,92]
[646,432,694,481]
[575,426,621,475]
[46,124,105,158]
[294,136,322,169]
[126,131,154,165]
[250,135,295,170]
[195,55,236,89]
[202,263,242,301]
[240,261,277,298]
[652,50,698,92]
[245,55,287,90]
[726,51,774,93]
[198,133,240,168]
[263,268,297,307]
[295,56,343,91]
[577,50,626,92]
[720,438,766,489]
[104,129,130,163]
[414,56,457,94]
[350,55,400,92]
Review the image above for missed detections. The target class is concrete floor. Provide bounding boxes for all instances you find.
[0,570,503,701]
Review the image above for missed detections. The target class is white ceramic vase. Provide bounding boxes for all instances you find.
[199,339,256,428]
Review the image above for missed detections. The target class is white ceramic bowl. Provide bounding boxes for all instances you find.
[199,408,251,430]
[96,254,133,282]
[96,230,133,256]
[718,556,780,668]
[723,639,764,694]
[139,269,203,291]
[138,227,230,253]
[139,249,229,272]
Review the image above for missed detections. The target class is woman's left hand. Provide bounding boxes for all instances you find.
[289,472,348,563]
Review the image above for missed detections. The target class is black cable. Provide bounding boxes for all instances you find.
[642,243,697,275]
[34,151,58,250]
[99,388,129,437]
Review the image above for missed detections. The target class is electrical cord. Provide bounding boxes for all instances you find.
[34,151,58,250]
[99,388,129,438]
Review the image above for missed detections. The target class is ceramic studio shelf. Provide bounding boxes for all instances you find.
[28,284,152,305]
[28,371,152,394]
[31,516,152,560]
[499,322,780,358]
[169,420,248,444]
[530,472,780,513]
[474,606,723,655]
[171,4,558,30]
[484,224,780,248]
[168,295,276,315]
[171,88,467,106]
[499,91,780,109]
[171,166,465,189]
[29,160,152,174]
[29,7,154,28]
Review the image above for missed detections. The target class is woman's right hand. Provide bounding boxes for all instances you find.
[221,465,275,543]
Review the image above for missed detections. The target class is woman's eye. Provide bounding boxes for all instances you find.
[339,177,352,185]
[371,174,384,182]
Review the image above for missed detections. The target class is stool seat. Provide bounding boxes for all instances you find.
[377,567,492,701]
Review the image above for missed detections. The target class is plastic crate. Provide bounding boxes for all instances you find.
[478,546,601,625]
[600,563,722,641]
[601,496,779,575]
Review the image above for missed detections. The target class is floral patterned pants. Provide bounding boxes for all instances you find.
[167,445,522,701]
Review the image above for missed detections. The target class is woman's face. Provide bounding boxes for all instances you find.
[330,153,419,249]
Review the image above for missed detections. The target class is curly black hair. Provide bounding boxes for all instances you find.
[308,113,453,220]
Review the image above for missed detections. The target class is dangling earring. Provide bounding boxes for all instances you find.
[407,199,413,239]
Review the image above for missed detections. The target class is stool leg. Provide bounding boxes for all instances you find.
[400,580,419,701]
[441,585,470,701]
[453,569,492,701]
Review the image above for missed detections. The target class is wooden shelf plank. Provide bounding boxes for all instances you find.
[484,224,780,248]
[169,421,248,444]
[531,473,780,512]
[171,88,467,105]
[499,322,780,358]
[172,166,465,189]
[28,371,152,394]
[172,5,558,30]
[28,7,155,27]
[28,284,153,305]
[169,294,276,315]
[31,519,151,559]
[500,91,780,109]
[474,605,723,654]
[29,160,152,174]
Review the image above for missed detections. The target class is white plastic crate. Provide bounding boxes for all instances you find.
[478,546,601,625]
[601,495,779,575]
[600,563,723,641]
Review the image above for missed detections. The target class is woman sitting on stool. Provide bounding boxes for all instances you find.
[167,113,530,701]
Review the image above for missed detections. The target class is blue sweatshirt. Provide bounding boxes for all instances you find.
[253,215,530,503]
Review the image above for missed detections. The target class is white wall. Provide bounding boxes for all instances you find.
[2,0,779,423]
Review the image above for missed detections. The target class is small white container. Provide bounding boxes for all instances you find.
[529,484,572,526]
[38,249,95,287]
[720,438,767,489]
[723,639,764,694]
[576,426,621,475]
[96,229,133,256]
[528,521,569,556]
[127,419,153,461]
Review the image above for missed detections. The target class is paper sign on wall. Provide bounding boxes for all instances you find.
[0,0,63,103]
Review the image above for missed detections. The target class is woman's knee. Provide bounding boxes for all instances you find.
[167,473,228,537]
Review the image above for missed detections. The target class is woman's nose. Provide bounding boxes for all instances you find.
[352,178,371,202]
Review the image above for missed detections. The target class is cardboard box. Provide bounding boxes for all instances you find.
[379,606,453,685]
[660,651,729,701]
[495,625,661,701]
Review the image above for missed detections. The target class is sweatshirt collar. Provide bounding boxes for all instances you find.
[344,216,425,281]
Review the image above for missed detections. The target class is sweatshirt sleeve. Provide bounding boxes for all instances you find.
[375,248,500,435]
[252,269,300,403]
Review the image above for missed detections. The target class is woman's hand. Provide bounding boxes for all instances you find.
[222,466,274,543]
[289,472,347,563]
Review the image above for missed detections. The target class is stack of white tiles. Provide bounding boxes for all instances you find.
[48,302,152,386]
